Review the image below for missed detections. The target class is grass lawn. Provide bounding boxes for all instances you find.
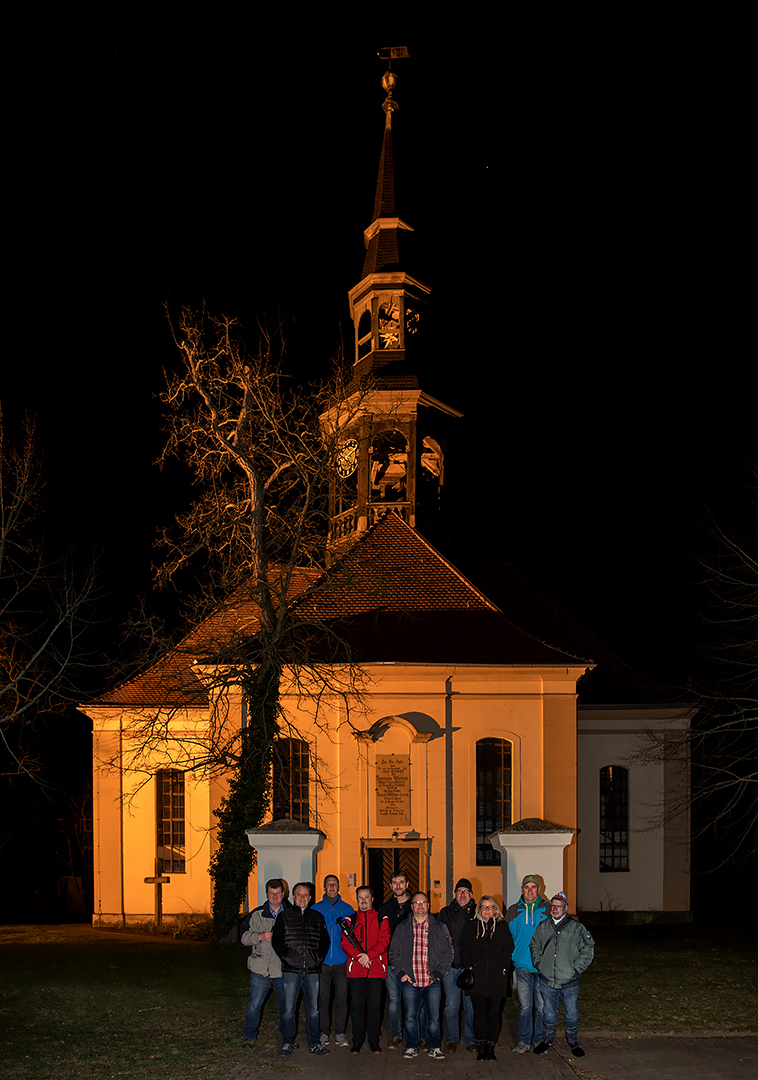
[0,922,755,1079]
[579,923,757,1032]
[0,925,276,1079]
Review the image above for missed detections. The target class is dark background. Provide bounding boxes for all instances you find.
[2,15,752,918]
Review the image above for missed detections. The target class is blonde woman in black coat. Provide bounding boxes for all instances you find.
[458,896,513,1061]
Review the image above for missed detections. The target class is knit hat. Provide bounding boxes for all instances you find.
[454,878,473,892]
[521,875,540,887]
[550,891,569,909]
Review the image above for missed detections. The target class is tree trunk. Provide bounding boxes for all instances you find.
[209,659,280,942]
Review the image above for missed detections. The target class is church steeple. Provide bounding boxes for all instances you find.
[348,58,429,378]
[325,52,461,563]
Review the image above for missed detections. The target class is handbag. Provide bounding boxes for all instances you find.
[456,923,491,992]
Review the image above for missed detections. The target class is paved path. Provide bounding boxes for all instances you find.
[227,1033,758,1080]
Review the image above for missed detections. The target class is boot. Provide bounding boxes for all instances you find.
[476,1041,487,1061]
[486,1042,497,1060]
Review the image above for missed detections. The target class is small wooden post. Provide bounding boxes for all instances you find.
[144,857,170,928]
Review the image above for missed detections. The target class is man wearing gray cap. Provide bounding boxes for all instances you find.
[530,891,595,1058]
[505,874,548,1053]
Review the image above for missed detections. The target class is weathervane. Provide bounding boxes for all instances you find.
[377,45,409,128]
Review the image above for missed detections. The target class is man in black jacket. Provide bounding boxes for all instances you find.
[437,878,477,1053]
[378,871,414,1049]
[272,882,331,1056]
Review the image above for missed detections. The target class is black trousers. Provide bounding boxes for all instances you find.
[349,978,383,1049]
[470,994,501,1043]
[319,963,348,1035]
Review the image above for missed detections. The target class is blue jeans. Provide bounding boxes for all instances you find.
[386,965,403,1038]
[514,967,543,1046]
[281,972,320,1048]
[400,980,441,1051]
[442,968,475,1046]
[539,980,580,1045]
[244,971,284,1040]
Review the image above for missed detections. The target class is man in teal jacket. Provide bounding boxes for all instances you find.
[505,874,548,1053]
[530,891,595,1058]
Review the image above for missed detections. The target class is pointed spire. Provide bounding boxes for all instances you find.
[362,68,404,277]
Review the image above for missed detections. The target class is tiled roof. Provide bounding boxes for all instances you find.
[92,516,587,708]
[464,562,684,707]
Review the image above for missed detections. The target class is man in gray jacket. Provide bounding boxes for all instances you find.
[240,878,288,1050]
[529,891,595,1058]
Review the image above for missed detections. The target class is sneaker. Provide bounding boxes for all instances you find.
[242,1038,256,1050]
[427,1047,446,1059]
[569,1043,585,1057]
[320,1032,330,1046]
[512,1043,530,1054]
[389,1036,403,1050]
[279,1043,295,1056]
[309,1045,330,1055]
[403,1047,418,1059]
[533,1041,552,1054]
[466,1044,478,1053]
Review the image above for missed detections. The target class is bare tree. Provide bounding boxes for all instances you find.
[689,468,758,866]
[120,304,371,938]
[633,464,758,868]
[0,407,99,779]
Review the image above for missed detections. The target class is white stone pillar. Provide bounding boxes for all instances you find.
[245,819,326,906]
[490,820,575,909]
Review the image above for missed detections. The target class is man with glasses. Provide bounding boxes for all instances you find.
[529,891,595,1058]
[388,892,453,1060]
[272,881,331,1057]
[438,878,477,1053]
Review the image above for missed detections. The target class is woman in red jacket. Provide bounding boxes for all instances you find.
[341,885,391,1053]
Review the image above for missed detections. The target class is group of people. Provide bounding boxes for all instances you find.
[240,870,595,1061]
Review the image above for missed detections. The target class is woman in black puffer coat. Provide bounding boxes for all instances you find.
[458,896,513,1061]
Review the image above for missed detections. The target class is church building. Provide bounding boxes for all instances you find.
[85,59,690,927]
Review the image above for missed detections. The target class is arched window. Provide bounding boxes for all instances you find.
[476,738,512,865]
[370,429,408,503]
[599,765,629,872]
[357,310,372,359]
[273,739,310,825]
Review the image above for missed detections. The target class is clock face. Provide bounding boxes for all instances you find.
[335,439,359,478]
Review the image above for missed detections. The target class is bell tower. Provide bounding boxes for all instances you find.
[325,50,462,563]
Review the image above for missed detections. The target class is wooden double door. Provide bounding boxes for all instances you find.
[365,843,424,905]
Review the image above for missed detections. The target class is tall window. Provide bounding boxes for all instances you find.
[156,770,185,873]
[273,739,310,824]
[599,765,629,872]
[476,738,512,865]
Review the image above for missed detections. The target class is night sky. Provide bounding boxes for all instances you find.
[5,18,752,693]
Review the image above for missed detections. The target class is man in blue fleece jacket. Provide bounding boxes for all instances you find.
[505,874,548,1053]
[313,875,354,1047]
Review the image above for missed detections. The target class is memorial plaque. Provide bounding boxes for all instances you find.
[376,754,411,825]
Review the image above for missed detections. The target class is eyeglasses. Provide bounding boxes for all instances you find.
[411,901,429,906]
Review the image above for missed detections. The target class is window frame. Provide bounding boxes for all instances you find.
[599,764,630,873]
[156,769,186,873]
[476,737,513,866]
